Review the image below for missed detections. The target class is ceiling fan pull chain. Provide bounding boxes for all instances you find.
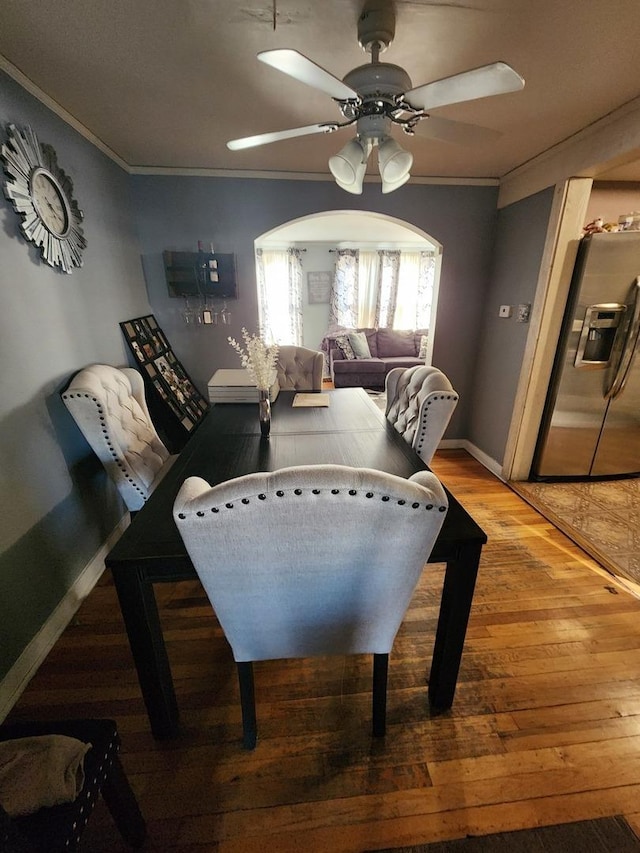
[273,0,277,30]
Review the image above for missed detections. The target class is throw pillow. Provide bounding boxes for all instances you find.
[334,335,356,360]
[348,331,372,359]
[377,328,416,357]
[418,334,429,360]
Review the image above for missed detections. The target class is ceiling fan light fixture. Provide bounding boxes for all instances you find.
[335,168,366,195]
[381,172,411,194]
[328,138,367,185]
[378,137,413,184]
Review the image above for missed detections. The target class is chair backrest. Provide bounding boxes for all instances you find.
[385,365,459,465]
[276,346,324,391]
[61,364,171,511]
[173,464,448,662]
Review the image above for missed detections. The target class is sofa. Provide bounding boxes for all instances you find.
[323,327,428,390]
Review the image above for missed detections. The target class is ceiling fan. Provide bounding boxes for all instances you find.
[227,1,525,194]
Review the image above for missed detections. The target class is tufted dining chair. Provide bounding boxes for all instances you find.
[275,345,324,391]
[385,365,459,466]
[62,364,177,513]
[0,718,145,852]
[173,463,448,748]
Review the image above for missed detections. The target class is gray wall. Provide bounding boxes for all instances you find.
[0,71,150,682]
[132,175,500,440]
[468,187,555,463]
[299,244,333,350]
[0,64,557,697]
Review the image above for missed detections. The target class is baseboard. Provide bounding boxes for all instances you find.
[437,439,466,451]
[460,440,506,481]
[0,514,130,722]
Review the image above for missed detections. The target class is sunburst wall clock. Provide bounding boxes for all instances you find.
[1,124,86,273]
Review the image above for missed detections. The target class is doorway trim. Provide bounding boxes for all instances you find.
[502,177,593,480]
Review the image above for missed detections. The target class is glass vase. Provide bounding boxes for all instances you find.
[258,389,271,438]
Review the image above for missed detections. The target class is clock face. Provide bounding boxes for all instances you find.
[30,168,70,238]
[1,124,86,273]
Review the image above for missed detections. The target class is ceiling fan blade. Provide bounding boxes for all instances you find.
[227,123,335,151]
[403,62,524,111]
[258,49,359,101]
[413,115,502,147]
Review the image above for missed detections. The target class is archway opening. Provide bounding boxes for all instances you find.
[254,210,442,366]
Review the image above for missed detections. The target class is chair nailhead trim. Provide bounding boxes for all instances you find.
[175,488,447,518]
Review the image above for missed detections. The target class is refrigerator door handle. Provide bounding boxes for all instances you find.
[605,276,640,400]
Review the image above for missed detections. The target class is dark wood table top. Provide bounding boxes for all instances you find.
[104,387,487,732]
[106,389,486,575]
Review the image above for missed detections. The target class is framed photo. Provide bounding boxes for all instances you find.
[307,271,332,304]
[120,313,209,448]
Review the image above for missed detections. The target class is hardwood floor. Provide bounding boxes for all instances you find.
[7,450,640,851]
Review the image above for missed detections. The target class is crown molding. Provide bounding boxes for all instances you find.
[0,54,129,171]
[127,166,499,186]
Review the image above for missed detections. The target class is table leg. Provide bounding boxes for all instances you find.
[112,566,180,738]
[428,540,482,712]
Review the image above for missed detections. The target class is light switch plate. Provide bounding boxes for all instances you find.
[499,305,512,318]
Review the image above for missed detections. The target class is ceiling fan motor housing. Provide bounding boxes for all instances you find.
[343,63,412,101]
[358,2,396,53]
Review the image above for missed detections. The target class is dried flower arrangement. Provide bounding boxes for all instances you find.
[228,328,279,390]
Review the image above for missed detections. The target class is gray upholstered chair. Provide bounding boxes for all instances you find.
[275,345,324,391]
[173,463,448,748]
[385,365,459,466]
[62,364,177,513]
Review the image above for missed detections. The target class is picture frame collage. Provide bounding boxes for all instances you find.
[120,314,209,438]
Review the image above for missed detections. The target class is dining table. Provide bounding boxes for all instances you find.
[105,387,487,739]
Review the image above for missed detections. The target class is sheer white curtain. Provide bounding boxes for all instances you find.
[393,251,436,330]
[256,248,303,344]
[357,251,378,327]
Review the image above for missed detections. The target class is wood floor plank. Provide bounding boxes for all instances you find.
[6,449,640,852]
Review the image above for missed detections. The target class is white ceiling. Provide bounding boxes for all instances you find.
[1,0,640,184]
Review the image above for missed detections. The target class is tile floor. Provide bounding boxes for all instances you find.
[512,477,640,591]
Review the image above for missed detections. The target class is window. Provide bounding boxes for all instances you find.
[255,248,303,345]
[331,249,436,331]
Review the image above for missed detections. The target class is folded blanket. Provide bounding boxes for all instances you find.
[0,735,91,816]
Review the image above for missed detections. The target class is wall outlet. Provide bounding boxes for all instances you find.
[499,305,512,318]
[517,303,531,323]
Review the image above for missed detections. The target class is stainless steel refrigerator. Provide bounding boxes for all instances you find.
[532,231,640,479]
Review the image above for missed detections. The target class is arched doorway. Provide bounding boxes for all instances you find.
[255,210,442,364]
